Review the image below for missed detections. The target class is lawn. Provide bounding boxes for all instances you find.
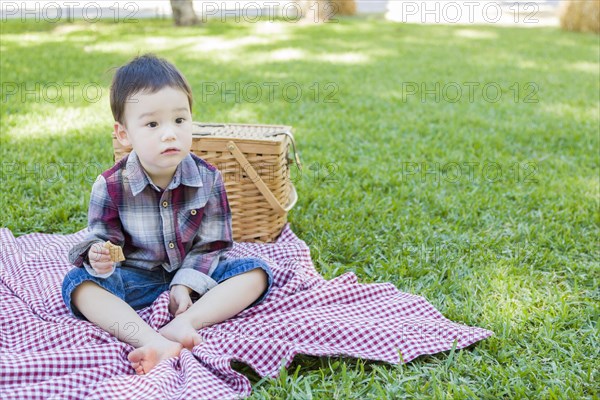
[1,15,598,399]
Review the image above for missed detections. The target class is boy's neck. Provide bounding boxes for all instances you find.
[141,165,178,191]
[149,170,176,190]
[152,177,173,190]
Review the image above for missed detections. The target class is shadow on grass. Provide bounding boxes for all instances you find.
[231,353,394,384]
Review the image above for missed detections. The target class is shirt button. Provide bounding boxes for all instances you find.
[162,201,168,208]
[191,210,197,215]
[168,242,175,249]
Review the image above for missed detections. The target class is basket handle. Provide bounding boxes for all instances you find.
[226,141,292,215]
[265,130,303,171]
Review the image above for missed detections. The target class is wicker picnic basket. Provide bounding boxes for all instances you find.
[112,122,301,243]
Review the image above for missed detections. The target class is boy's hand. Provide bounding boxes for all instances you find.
[169,285,193,316]
[87,243,115,275]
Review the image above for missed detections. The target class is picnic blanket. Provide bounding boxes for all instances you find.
[0,224,493,399]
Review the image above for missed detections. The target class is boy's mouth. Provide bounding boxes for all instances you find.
[161,147,180,155]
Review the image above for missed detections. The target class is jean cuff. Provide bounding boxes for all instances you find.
[170,269,218,296]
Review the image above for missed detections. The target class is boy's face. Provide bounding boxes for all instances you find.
[114,86,193,185]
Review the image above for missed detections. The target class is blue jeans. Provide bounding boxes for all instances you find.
[61,258,273,320]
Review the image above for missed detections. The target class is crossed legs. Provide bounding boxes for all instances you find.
[72,268,268,374]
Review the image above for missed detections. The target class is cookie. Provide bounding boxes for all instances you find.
[103,241,125,262]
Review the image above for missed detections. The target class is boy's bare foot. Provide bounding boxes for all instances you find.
[159,316,203,350]
[127,336,183,375]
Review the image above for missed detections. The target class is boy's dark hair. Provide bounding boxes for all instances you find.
[110,53,193,125]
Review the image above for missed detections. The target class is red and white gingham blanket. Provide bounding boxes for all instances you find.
[0,225,493,399]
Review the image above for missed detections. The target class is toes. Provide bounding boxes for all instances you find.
[128,348,142,363]
[129,354,145,375]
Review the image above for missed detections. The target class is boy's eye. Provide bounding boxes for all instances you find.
[176,118,185,124]
[146,122,158,128]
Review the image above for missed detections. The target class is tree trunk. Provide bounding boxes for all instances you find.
[300,0,334,23]
[170,0,199,26]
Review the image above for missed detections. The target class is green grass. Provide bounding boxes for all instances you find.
[1,16,598,399]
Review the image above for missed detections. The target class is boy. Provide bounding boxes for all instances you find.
[62,54,273,375]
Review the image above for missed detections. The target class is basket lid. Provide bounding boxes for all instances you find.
[192,122,293,141]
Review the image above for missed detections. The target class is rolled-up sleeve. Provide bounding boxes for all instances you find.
[68,175,125,278]
[170,171,233,295]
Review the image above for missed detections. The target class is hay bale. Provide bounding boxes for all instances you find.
[559,0,600,34]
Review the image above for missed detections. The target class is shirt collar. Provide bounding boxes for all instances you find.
[125,150,203,196]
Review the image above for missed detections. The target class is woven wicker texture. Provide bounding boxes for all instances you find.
[112,122,298,242]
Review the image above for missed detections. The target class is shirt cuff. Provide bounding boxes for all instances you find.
[69,239,105,267]
[83,260,116,279]
[170,269,218,296]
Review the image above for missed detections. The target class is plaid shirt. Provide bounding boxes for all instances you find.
[68,150,233,296]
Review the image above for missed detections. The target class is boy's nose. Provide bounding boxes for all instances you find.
[161,128,177,141]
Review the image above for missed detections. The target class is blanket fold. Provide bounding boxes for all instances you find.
[0,225,492,399]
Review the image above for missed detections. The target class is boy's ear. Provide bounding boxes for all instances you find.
[114,122,131,147]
